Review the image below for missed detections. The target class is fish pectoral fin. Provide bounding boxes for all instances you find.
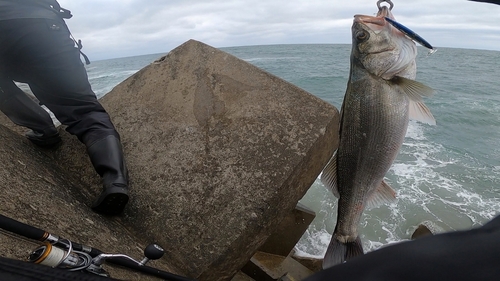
[392,76,435,99]
[366,180,397,209]
[320,151,340,198]
[392,76,436,125]
[409,100,436,125]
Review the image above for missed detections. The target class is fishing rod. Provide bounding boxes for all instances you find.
[0,214,195,281]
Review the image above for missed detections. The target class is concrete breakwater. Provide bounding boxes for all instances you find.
[0,40,339,280]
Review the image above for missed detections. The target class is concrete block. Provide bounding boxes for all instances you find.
[241,251,313,281]
[259,203,315,257]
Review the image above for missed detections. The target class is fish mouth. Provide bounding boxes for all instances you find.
[353,6,394,30]
[353,14,387,34]
[354,15,385,26]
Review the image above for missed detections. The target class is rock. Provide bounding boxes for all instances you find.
[231,271,255,281]
[257,203,316,257]
[411,221,444,240]
[241,251,313,281]
[238,204,317,280]
[0,125,171,280]
[291,255,323,273]
[412,224,433,239]
[1,39,339,280]
[97,39,339,280]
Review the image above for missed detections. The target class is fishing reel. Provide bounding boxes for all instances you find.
[28,239,92,271]
[86,243,165,277]
[28,240,165,277]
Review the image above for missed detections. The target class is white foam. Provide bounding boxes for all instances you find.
[294,228,330,259]
[297,119,500,257]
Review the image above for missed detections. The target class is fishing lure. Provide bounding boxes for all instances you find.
[385,17,437,53]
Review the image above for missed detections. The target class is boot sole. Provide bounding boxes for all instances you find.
[91,188,129,216]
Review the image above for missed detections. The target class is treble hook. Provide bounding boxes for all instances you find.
[377,0,394,10]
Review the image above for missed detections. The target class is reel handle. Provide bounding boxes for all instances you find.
[140,243,165,265]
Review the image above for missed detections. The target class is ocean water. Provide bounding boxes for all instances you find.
[85,44,500,259]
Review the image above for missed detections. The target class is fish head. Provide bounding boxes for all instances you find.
[351,7,417,80]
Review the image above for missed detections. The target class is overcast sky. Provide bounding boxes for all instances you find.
[57,0,500,60]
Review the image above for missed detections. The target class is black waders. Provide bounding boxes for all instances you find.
[86,135,129,215]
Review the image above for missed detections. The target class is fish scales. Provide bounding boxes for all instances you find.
[336,73,410,234]
[321,6,436,268]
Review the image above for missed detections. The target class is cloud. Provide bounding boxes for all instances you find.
[57,0,500,60]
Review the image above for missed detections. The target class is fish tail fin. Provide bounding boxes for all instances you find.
[322,236,364,269]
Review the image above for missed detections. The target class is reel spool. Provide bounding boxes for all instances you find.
[27,240,91,270]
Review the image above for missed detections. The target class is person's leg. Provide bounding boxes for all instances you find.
[5,18,129,215]
[0,77,61,147]
[86,135,129,215]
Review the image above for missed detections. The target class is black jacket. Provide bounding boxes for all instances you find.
[0,0,69,21]
[469,0,500,5]
[305,215,500,281]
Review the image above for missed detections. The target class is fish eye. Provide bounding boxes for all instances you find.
[356,31,369,41]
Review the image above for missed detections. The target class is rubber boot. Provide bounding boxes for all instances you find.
[86,135,129,215]
[25,128,61,148]
[0,81,61,147]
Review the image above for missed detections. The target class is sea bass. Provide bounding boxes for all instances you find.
[321,6,435,268]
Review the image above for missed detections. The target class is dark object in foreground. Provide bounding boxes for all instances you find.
[469,0,500,5]
[305,215,500,281]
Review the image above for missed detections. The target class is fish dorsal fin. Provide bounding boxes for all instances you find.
[320,151,340,198]
[391,76,436,125]
[365,180,397,209]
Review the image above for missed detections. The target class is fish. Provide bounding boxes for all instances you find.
[321,5,436,269]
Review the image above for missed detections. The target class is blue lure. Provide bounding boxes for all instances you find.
[385,17,436,52]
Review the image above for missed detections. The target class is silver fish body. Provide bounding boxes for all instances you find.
[321,6,435,268]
